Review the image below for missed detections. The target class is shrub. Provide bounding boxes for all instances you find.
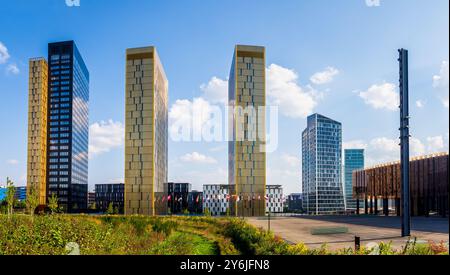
[151,219,178,236]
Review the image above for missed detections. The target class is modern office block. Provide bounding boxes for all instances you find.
[287,193,303,213]
[266,185,284,213]
[344,149,364,211]
[95,183,124,213]
[27,58,48,206]
[302,114,345,215]
[188,191,203,214]
[46,41,89,212]
[125,46,168,216]
[228,45,266,217]
[203,184,229,216]
[15,187,27,202]
[87,192,96,208]
[168,182,191,214]
[353,153,449,217]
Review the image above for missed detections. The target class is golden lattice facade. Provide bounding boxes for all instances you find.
[27,58,48,206]
[125,46,168,216]
[229,45,266,217]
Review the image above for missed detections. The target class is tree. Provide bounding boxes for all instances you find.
[113,206,119,215]
[106,202,114,215]
[89,202,97,211]
[26,186,40,220]
[48,193,59,214]
[226,208,231,217]
[204,208,211,217]
[5,178,16,218]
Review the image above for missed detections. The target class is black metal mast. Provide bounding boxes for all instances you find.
[399,49,411,237]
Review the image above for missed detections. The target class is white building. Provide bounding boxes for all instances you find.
[203,185,229,216]
[266,185,284,213]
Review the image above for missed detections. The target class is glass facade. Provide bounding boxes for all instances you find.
[228,45,266,217]
[344,149,364,210]
[47,41,89,212]
[27,58,48,206]
[124,47,168,216]
[95,183,125,213]
[302,114,344,215]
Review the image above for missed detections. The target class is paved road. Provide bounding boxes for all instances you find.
[246,215,449,250]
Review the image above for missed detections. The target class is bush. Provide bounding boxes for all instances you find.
[221,218,292,255]
[151,219,178,236]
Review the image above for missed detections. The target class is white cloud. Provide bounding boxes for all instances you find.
[281,153,301,168]
[433,61,449,108]
[410,137,426,157]
[359,83,399,111]
[266,64,318,118]
[426,136,445,153]
[0,42,10,64]
[89,120,124,157]
[6,63,19,75]
[7,159,19,165]
[169,97,221,141]
[365,0,381,7]
[416,100,424,108]
[353,135,449,167]
[200,77,228,104]
[343,140,368,150]
[180,152,217,164]
[310,67,339,85]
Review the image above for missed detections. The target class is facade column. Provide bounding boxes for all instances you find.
[383,198,389,216]
[356,199,360,215]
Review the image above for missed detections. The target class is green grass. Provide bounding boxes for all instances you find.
[0,214,447,255]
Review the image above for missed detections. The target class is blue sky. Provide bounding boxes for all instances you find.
[0,0,448,195]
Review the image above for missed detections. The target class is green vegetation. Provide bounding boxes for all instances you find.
[0,214,447,255]
[48,194,59,214]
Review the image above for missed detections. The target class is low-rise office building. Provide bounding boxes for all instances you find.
[353,153,448,217]
[87,192,95,208]
[188,191,203,214]
[95,183,124,214]
[266,185,284,213]
[203,185,229,216]
[168,182,191,214]
[287,193,303,213]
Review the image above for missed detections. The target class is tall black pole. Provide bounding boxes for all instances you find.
[399,49,411,237]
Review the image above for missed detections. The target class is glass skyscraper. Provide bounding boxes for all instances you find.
[302,114,344,215]
[344,149,365,211]
[46,41,89,212]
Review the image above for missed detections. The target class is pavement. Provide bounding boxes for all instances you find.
[246,215,449,250]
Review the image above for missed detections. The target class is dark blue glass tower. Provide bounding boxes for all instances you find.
[344,149,364,211]
[47,41,89,212]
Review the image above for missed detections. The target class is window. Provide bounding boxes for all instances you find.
[51,55,60,61]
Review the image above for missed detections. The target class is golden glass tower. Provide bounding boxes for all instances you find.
[125,46,168,216]
[27,58,49,206]
[228,45,266,217]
